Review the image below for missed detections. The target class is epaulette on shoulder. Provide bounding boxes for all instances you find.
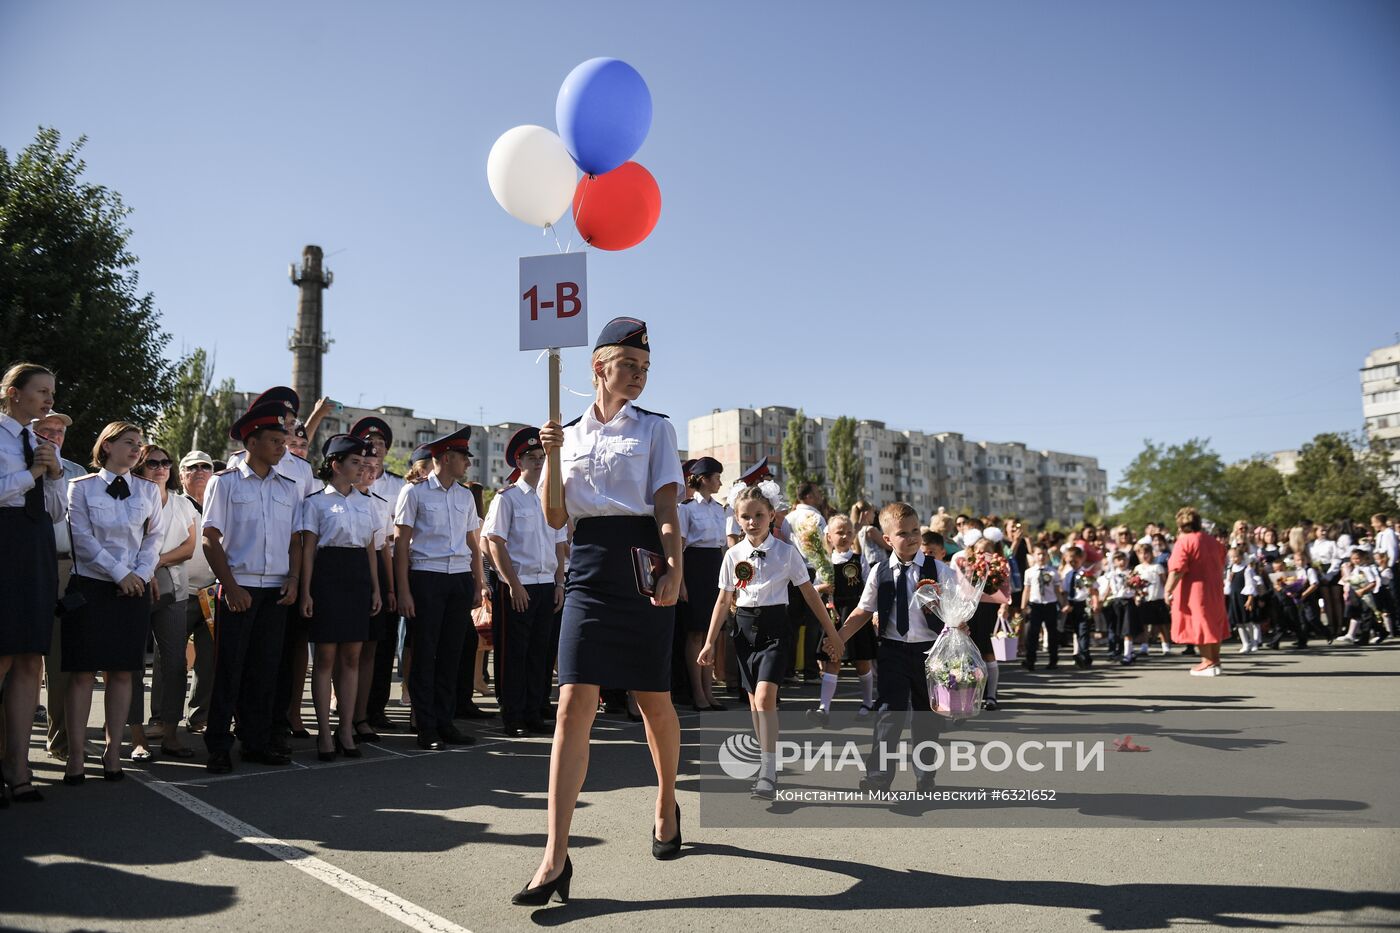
[304,489,323,499]
[384,470,402,479]
[632,405,668,419]
[275,471,295,482]
[369,491,387,501]
[71,473,99,482]
[563,415,583,428]
[213,468,236,476]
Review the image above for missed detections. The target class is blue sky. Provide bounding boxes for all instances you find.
[4,0,1398,489]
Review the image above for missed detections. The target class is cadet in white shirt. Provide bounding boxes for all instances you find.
[678,456,727,712]
[836,502,952,794]
[1020,544,1066,670]
[0,363,68,802]
[298,434,381,760]
[200,402,303,773]
[517,318,686,903]
[350,437,398,742]
[393,426,484,750]
[698,484,843,801]
[483,427,567,737]
[62,422,164,783]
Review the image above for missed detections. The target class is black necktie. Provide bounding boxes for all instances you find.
[752,549,765,559]
[107,475,131,500]
[21,427,44,521]
[895,562,911,636]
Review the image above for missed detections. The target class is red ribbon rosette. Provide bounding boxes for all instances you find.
[734,560,755,590]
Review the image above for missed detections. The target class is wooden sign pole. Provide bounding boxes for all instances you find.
[547,347,563,510]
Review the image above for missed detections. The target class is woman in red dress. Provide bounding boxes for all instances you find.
[1165,507,1230,675]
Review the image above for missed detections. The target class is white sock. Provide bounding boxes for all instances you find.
[760,751,777,783]
[985,661,999,700]
[859,670,875,707]
[1251,623,1262,646]
[818,673,839,712]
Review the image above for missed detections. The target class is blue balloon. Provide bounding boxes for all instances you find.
[555,58,652,177]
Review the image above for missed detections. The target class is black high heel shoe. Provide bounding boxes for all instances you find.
[334,734,362,759]
[317,739,337,763]
[652,803,682,860]
[511,855,572,906]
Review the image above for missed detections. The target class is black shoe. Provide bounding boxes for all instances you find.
[334,734,363,758]
[366,715,396,732]
[455,705,493,721]
[438,726,476,746]
[1046,660,1059,669]
[750,777,777,800]
[916,773,937,793]
[63,773,86,786]
[511,856,572,906]
[805,708,830,728]
[269,736,292,755]
[503,722,529,738]
[1182,646,1197,656]
[706,701,727,711]
[352,720,381,743]
[206,751,233,774]
[983,697,1000,711]
[652,803,682,860]
[241,748,292,766]
[317,743,337,763]
[525,720,554,735]
[102,769,125,783]
[859,775,890,793]
[417,733,444,751]
[6,779,44,801]
[1022,659,1036,671]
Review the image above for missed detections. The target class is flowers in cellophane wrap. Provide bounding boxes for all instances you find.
[794,514,833,586]
[1125,571,1148,598]
[1073,571,1096,601]
[918,570,989,718]
[962,550,1009,595]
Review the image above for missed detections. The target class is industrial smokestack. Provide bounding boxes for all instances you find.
[288,245,332,418]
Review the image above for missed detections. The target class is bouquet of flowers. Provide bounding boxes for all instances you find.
[1073,571,1097,600]
[918,570,989,718]
[795,514,833,586]
[1125,571,1148,598]
[963,550,1009,595]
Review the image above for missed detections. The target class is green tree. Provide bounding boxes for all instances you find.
[1111,437,1225,529]
[1219,457,1292,526]
[824,415,862,514]
[1083,497,1102,526]
[0,128,175,457]
[151,348,241,457]
[1285,433,1398,524]
[782,408,821,505]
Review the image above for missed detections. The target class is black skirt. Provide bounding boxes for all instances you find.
[969,601,999,656]
[681,546,723,634]
[732,604,788,693]
[558,515,674,692]
[820,601,877,662]
[0,507,58,655]
[310,546,373,644]
[61,574,152,672]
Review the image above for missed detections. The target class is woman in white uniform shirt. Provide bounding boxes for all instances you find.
[63,422,164,783]
[678,456,727,712]
[515,318,686,906]
[0,362,68,804]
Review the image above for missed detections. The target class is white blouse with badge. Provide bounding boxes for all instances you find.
[298,486,377,549]
[679,494,727,549]
[0,414,68,520]
[561,401,684,519]
[67,470,165,583]
[718,536,809,608]
[393,473,481,573]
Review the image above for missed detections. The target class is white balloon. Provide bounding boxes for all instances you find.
[487,125,577,228]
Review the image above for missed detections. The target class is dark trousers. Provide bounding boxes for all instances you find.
[493,581,555,723]
[867,638,942,787]
[409,570,473,736]
[1025,602,1060,666]
[453,606,482,716]
[1067,601,1092,661]
[205,587,287,755]
[1319,581,1345,636]
[271,603,308,734]
[366,611,400,720]
[1105,600,1133,656]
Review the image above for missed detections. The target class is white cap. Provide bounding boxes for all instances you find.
[179,450,214,469]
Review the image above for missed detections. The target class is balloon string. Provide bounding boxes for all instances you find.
[545,222,564,253]
[566,175,593,253]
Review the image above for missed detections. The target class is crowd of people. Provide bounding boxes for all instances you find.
[1,352,1396,861]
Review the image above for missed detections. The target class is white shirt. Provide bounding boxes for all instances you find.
[394,473,481,573]
[67,469,165,583]
[370,471,407,518]
[0,414,68,520]
[227,447,319,499]
[561,401,684,519]
[1135,562,1166,601]
[51,457,88,554]
[182,493,217,594]
[782,503,828,569]
[1375,526,1399,565]
[1310,538,1340,574]
[679,494,727,549]
[856,550,953,644]
[156,492,199,598]
[1062,565,1093,602]
[298,485,378,550]
[1224,562,1261,596]
[482,477,566,585]
[719,535,809,608]
[202,460,300,588]
[361,488,394,551]
[1025,564,1062,604]
[1099,567,1136,602]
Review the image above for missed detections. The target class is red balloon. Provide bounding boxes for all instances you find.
[572,162,661,251]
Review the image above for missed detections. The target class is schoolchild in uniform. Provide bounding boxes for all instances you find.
[1224,546,1262,653]
[287,421,311,461]
[348,417,401,741]
[699,484,843,800]
[807,514,875,727]
[1061,546,1095,667]
[200,402,303,773]
[1133,543,1171,655]
[394,426,484,750]
[483,427,568,738]
[1335,547,1383,645]
[725,457,774,546]
[515,318,687,906]
[834,502,950,794]
[226,387,318,743]
[1019,543,1066,670]
[678,456,727,712]
[298,434,381,761]
[61,422,164,783]
[0,362,68,804]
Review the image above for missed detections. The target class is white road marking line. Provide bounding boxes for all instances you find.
[134,774,474,933]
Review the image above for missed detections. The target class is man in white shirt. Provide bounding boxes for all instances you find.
[781,481,829,683]
[1373,513,1399,608]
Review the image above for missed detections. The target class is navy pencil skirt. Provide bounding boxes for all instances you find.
[558,515,674,692]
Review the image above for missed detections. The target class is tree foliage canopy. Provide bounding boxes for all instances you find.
[825,415,862,515]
